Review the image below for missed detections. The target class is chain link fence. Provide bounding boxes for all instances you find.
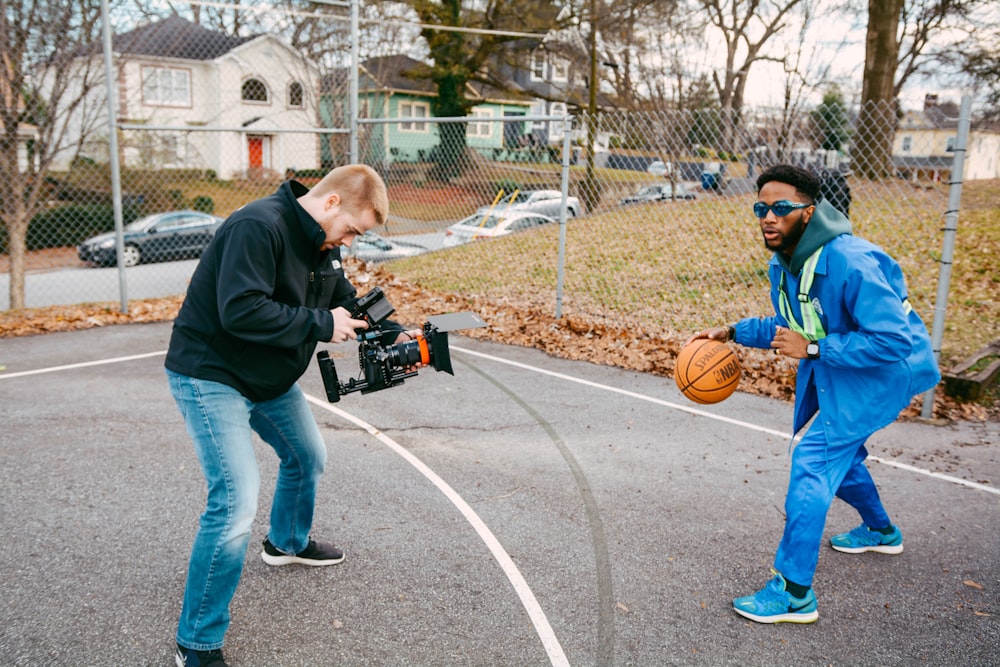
[363,107,956,335]
[4,8,990,376]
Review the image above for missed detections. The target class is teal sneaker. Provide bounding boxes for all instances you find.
[733,571,818,624]
[830,524,903,554]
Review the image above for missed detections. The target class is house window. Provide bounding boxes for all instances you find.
[242,78,269,104]
[549,102,567,140]
[901,136,912,153]
[287,81,303,108]
[469,109,493,138]
[399,101,429,132]
[142,66,190,107]
[551,59,569,83]
[530,51,546,81]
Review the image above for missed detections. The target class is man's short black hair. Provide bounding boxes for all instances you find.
[756,164,821,202]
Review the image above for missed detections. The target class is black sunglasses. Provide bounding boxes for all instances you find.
[753,200,812,218]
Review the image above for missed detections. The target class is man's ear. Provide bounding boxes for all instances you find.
[325,192,341,210]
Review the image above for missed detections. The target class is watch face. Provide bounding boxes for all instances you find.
[807,343,819,357]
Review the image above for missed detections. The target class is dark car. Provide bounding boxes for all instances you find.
[619,183,697,206]
[77,210,225,267]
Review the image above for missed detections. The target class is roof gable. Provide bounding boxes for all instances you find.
[113,15,255,61]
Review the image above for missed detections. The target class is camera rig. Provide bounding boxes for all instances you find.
[316,287,486,402]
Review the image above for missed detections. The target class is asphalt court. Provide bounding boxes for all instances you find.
[1,322,997,666]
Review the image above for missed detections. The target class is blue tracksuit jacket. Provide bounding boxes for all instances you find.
[733,200,941,446]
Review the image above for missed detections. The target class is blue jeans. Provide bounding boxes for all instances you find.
[166,370,327,650]
[774,418,892,587]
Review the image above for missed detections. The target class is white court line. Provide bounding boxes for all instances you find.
[450,345,1000,497]
[3,346,996,500]
[304,394,571,667]
[0,351,166,379]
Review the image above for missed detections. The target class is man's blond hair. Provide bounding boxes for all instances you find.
[314,164,388,225]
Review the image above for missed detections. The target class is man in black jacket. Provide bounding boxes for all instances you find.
[166,164,412,667]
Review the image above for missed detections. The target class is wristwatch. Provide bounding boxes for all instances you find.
[806,342,820,359]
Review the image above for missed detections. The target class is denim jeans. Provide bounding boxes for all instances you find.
[774,418,891,587]
[166,370,327,650]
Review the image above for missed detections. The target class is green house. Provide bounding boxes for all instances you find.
[321,55,535,168]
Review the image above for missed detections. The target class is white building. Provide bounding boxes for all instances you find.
[51,16,321,178]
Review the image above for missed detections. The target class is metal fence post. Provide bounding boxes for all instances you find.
[101,0,128,313]
[556,116,572,319]
[921,95,972,418]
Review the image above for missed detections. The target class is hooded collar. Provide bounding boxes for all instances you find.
[774,198,852,275]
[280,179,328,251]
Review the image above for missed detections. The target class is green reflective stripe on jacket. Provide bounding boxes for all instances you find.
[779,245,827,342]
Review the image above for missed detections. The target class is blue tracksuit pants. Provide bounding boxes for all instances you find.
[774,417,892,587]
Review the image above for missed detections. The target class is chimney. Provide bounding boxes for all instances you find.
[924,93,939,110]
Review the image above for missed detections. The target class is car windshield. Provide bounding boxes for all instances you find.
[459,214,504,230]
[638,186,659,195]
[124,215,158,232]
[358,234,391,250]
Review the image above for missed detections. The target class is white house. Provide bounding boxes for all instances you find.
[51,16,321,178]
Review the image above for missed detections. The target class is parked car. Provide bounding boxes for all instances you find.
[646,160,672,177]
[480,189,581,218]
[619,183,697,205]
[77,210,225,267]
[443,211,556,247]
[340,231,426,263]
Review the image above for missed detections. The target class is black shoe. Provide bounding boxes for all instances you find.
[261,537,345,566]
[175,644,228,667]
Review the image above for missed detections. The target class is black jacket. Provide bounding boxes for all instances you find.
[165,180,357,401]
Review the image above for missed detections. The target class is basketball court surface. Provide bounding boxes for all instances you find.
[1,322,997,666]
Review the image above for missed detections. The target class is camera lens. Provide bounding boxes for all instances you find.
[386,337,430,368]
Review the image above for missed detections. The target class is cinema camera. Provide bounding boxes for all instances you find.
[316,287,486,402]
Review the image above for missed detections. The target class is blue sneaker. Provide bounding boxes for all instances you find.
[733,571,818,624]
[830,524,903,554]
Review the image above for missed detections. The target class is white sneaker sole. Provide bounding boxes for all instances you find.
[261,551,345,566]
[734,607,819,624]
[830,542,903,555]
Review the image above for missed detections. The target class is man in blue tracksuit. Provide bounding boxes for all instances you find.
[688,164,940,623]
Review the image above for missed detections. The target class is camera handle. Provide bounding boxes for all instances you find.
[316,351,341,403]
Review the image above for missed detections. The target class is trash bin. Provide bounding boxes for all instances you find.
[701,171,719,191]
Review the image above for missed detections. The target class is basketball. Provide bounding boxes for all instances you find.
[674,338,742,404]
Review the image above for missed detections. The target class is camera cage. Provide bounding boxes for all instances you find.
[316,287,486,402]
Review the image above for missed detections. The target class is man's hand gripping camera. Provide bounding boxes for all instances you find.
[316,287,485,402]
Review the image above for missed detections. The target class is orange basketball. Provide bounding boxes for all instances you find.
[674,338,742,404]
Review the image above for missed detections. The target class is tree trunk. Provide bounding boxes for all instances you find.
[5,212,27,311]
[857,0,903,179]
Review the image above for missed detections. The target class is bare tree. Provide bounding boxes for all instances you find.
[1,0,108,310]
[696,0,809,116]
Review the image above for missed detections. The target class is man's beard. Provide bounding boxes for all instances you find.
[762,212,807,256]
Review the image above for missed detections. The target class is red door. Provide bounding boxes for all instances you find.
[248,136,264,168]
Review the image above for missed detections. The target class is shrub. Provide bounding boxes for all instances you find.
[11,204,118,251]
[192,195,215,213]
[0,201,141,254]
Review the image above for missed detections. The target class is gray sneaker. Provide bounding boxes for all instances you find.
[261,538,345,566]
